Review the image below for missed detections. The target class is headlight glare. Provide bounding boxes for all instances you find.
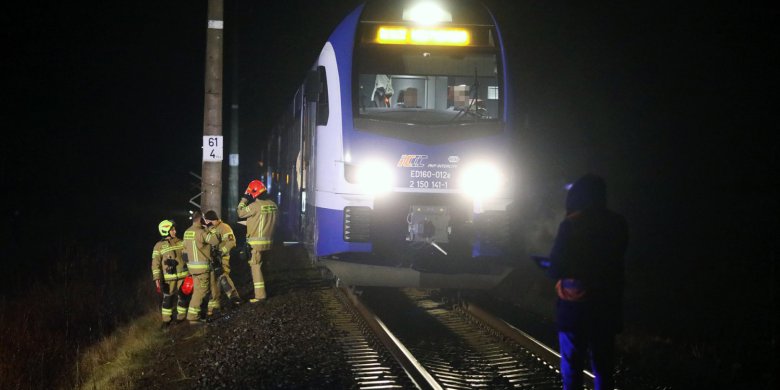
[355,160,394,194]
[460,161,504,199]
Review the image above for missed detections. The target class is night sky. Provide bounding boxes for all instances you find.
[2,0,774,377]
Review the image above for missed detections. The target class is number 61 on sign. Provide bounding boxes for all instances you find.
[203,136,223,162]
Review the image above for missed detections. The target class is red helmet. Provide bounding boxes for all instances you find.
[245,179,266,198]
[181,275,194,296]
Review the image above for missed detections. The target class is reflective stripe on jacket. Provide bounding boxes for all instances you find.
[182,224,219,275]
[237,198,278,251]
[151,237,185,281]
[210,221,237,256]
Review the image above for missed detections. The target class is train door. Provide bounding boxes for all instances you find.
[301,70,316,246]
[285,92,304,241]
[302,66,328,254]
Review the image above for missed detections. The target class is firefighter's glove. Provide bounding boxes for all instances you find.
[155,279,161,294]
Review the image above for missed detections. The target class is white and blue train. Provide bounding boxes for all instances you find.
[260,0,516,288]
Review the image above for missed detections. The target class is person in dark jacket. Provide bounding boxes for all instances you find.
[547,174,628,390]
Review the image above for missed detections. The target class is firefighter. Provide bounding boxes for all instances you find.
[237,180,278,303]
[150,220,188,327]
[203,210,241,316]
[182,211,220,323]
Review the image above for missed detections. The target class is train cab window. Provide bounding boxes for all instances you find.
[355,48,501,127]
[317,66,329,125]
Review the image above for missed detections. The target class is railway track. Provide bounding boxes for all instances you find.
[331,286,594,389]
[320,287,415,389]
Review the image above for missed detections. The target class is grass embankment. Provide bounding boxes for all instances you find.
[77,310,201,390]
[75,311,167,390]
[0,244,156,389]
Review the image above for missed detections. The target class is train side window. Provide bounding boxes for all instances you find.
[317,66,329,125]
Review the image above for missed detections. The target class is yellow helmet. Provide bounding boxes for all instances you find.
[158,220,175,237]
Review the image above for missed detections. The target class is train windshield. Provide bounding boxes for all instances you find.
[354,47,501,128]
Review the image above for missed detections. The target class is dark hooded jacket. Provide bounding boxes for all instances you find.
[548,174,628,333]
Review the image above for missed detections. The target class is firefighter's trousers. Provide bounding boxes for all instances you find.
[249,248,267,300]
[208,257,240,314]
[221,255,239,298]
[186,273,210,322]
[161,279,188,323]
[207,271,220,315]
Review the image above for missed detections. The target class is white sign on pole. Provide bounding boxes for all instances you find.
[203,136,223,162]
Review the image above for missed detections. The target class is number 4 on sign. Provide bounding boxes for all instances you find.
[203,136,223,162]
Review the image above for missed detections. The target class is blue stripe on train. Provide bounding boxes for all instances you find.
[316,206,372,256]
[329,4,363,138]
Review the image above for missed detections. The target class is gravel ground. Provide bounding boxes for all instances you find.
[130,244,708,389]
[133,246,356,389]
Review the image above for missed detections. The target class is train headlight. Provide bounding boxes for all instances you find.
[355,160,394,194]
[403,2,453,25]
[459,161,505,199]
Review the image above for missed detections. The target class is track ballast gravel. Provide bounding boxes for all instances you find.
[133,246,357,389]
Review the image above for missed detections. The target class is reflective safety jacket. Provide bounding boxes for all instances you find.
[237,197,278,251]
[151,237,186,281]
[182,223,219,275]
[209,221,236,257]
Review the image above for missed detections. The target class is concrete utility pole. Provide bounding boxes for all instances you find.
[227,7,240,225]
[201,0,224,216]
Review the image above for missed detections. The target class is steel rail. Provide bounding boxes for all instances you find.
[338,287,443,390]
[461,300,596,388]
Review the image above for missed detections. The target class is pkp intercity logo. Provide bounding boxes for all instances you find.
[397,154,428,167]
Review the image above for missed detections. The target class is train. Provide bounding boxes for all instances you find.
[259,0,516,288]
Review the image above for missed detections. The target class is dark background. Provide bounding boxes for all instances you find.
[1,0,774,386]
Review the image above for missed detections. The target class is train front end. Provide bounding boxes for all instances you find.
[317,1,516,288]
